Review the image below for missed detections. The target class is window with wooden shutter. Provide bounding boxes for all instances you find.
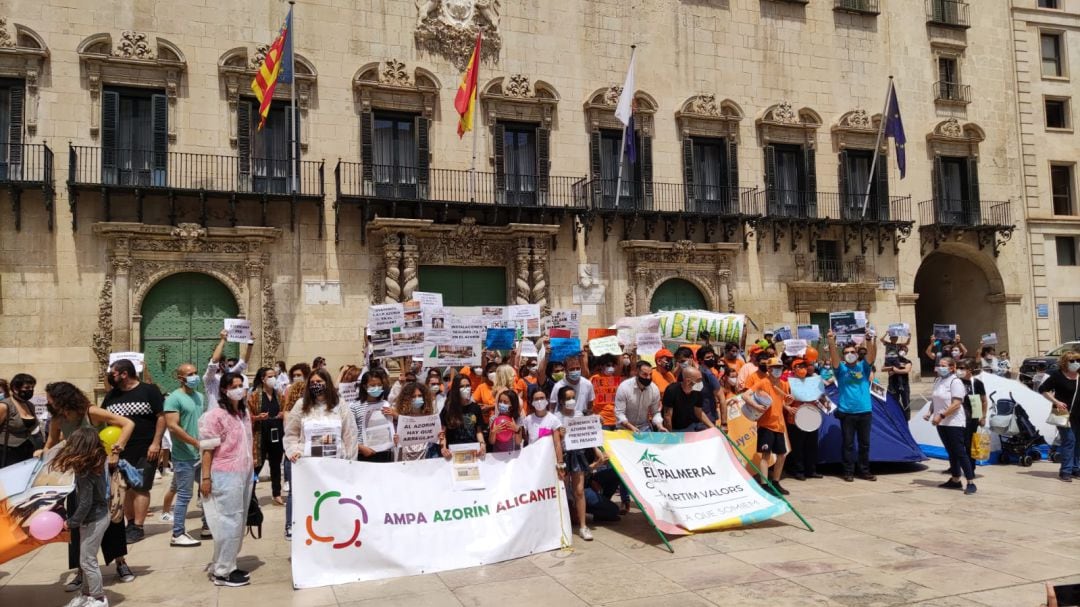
[101,90,120,185]
[764,144,778,216]
[536,126,550,205]
[360,108,374,195]
[589,130,602,207]
[682,137,695,212]
[237,100,252,189]
[838,150,850,218]
[727,138,739,210]
[640,132,653,211]
[803,146,817,217]
[965,156,980,225]
[151,93,168,187]
[6,84,24,178]
[493,122,506,203]
[875,151,890,220]
[415,115,430,199]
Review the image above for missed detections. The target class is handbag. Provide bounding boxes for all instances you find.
[1046,376,1077,428]
[246,482,264,539]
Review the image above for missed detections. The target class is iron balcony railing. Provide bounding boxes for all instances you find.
[926,0,970,28]
[755,190,913,222]
[68,146,324,197]
[934,81,972,104]
[582,179,759,215]
[919,199,1012,228]
[336,162,587,209]
[0,142,53,185]
[834,0,880,15]
[811,259,862,283]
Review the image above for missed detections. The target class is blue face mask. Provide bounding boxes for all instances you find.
[184,374,200,388]
[498,403,510,414]
[368,386,384,398]
[567,370,581,382]
[412,396,425,409]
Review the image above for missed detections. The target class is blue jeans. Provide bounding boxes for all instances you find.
[1059,427,1079,477]
[171,459,199,537]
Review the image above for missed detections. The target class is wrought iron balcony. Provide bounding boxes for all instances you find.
[755,190,913,223]
[812,259,863,283]
[834,0,880,15]
[918,198,1014,256]
[934,81,972,104]
[0,142,55,231]
[581,179,758,217]
[926,0,970,28]
[68,146,325,233]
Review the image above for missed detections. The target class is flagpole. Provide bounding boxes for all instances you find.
[289,0,297,195]
[860,76,893,218]
[470,92,479,202]
[614,45,636,209]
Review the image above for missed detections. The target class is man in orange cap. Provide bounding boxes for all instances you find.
[652,349,677,395]
[742,354,792,495]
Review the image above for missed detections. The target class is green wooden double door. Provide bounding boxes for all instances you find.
[418,266,506,306]
[140,272,238,391]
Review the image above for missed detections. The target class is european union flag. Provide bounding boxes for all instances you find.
[279,7,294,85]
[625,114,637,165]
[884,86,906,179]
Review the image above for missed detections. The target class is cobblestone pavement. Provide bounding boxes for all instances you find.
[2,458,1078,607]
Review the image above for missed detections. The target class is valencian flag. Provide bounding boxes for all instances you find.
[884,81,906,178]
[251,6,294,130]
[455,33,482,138]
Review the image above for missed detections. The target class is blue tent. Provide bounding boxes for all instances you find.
[816,386,926,464]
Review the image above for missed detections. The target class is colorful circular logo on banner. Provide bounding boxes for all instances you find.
[305,490,368,549]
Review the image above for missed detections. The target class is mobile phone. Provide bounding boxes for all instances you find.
[1056,584,1080,606]
[270,428,280,443]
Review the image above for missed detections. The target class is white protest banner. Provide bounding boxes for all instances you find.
[412,291,444,308]
[588,335,623,357]
[648,310,746,345]
[563,415,603,450]
[602,428,790,535]
[783,339,808,357]
[397,414,441,447]
[108,351,145,374]
[369,303,425,359]
[636,333,663,357]
[370,303,404,330]
[291,440,570,588]
[224,318,252,343]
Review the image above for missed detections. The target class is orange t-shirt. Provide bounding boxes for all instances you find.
[736,362,758,391]
[651,368,676,397]
[513,377,528,401]
[590,374,621,426]
[725,357,745,375]
[472,382,497,422]
[744,372,789,433]
[461,366,484,391]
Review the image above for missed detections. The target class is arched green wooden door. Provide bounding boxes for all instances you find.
[141,273,238,390]
[650,278,708,312]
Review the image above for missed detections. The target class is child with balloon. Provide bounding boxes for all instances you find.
[50,427,113,607]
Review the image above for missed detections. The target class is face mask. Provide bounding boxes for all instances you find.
[637,375,652,387]
[726,352,738,360]
[106,375,119,388]
[937,367,951,378]
[16,388,33,401]
[794,368,808,378]
[622,358,631,367]
[292,375,304,384]
[185,374,201,388]
[899,350,908,357]
[486,372,496,383]
[533,400,547,414]
[529,363,539,372]
[429,384,441,394]
[567,370,581,382]
[264,376,276,388]
[728,376,738,386]
[951,350,961,357]
[844,353,858,365]
[956,370,968,379]
[0,392,5,400]
[226,387,247,402]
[498,402,510,414]
[551,372,565,382]
[770,368,783,378]
[368,386,383,398]
[413,397,426,409]
[660,360,673,371]
[1069,361,1080,373]
[603,366,616,376]
[460,387,472,401]
[310,383,327,396]
[564,398,577,410]
[704,359,717,368]
[679,361,690,369]
[691,381,704,392]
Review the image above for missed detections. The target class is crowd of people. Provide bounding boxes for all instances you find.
[0,319,1073,606]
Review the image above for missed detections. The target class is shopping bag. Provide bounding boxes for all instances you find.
[971,428,991,461]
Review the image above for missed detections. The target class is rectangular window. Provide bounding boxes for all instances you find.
[372,111,417,197]
[938,57,959,87]
[1039,0,1060,8]
[776,144,804,214]
[690,137,728,201]
[102,87,167,187]
[1057,236,1078,266]
[1046,98,1070,129]
[599,128,639,204]
[238,101,296,194]
[502,122,537,205]
[842,150,878,217]
[1052,164,1076,215]
[1060,302,1080,343]
[0,81,23,180]
[815,240,845,282]
[1042,33,1064,77]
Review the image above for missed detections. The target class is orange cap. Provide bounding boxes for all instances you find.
[656,349,674,360]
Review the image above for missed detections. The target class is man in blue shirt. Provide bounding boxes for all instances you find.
[827,328,878,482]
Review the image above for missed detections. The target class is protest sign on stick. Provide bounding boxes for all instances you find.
[224,318,252,343]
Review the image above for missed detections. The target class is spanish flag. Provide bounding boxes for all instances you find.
[454,33,482,138]
[251,7,294,130]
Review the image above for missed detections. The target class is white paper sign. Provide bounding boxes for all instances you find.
[108,351,145,374]
[870,381,887,402]
[450,443,484,491]
[398,414,441,447]
[636,333,663,357]
[520,340,539,359]
[338,382,360,403]
[563,415,603,450]
[550,309,580,338]
[364,424,395,453]
[303,421,343,458]
[981,332,998,345]
[412,291,444,308]
[783,339,808,357]
[223,318,252,343]
[796,324,821,341]
[588,335,623,357]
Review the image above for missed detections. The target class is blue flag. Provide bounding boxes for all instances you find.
[884,85,905,179]
[625,114,636,165]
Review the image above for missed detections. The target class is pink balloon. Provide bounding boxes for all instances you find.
[29,510,64,541]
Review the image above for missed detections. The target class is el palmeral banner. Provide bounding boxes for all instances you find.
[290,440,571,588]
[603,428,790,535]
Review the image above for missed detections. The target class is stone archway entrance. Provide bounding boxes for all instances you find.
[140,273,239,385]
[914,248,1006,373]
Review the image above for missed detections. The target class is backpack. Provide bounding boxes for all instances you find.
[246,482,263,539]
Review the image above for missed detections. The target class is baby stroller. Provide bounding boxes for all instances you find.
[987,391,1047,467]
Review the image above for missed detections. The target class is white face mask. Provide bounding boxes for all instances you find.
[691,381,704,392]
[956,370,968,379]
[844,353,858,364]
[486,372,496,383]
[532,400,548,414]
[1069,361,1080,373]
[564,398,576,409]
[226,387,247,402]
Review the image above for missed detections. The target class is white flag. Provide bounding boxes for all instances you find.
[614,49,636,126]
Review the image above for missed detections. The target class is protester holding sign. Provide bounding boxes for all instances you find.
[351,370,395,463]
[589,355,621,430]
[883,344,913,417]
[283,368,359,540]
[394,382,441,461]
[439,375,487,458]
[554,386,604,542]
[742,356,792,495]
[828,329,877,482]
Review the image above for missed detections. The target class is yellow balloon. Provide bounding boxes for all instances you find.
[99,426,121,452]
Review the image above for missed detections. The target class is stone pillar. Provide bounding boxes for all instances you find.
[718,270,733,313]
[246,258,264,367]
[634,268,649,316]
[530,237,550,315]
[515,238,532,305]
[112,256,133,351]
[401,234,419,302]
[383,234,402,303]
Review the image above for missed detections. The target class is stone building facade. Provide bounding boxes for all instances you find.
[0,0,1035,391]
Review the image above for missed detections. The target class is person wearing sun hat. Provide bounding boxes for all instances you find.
[741,355,793,495]
[651,349,677,395]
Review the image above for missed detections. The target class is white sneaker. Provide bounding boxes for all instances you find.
[84,598,109,607]
[579,527,594,541]
[159,512,174,522]
[170,532,201,547]
[63,596,88,607]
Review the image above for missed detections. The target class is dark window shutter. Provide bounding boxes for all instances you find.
[101,90,119,178]
[838,150,849,216]
[237,100,252,180]
[764,144,777,215]
[933,154,945,205]
[7,85,23,169]
[415,115,430,198]
[360,109,374,189]
[536,125,550,203]
[589,130,602,206]
[640,132,653,209]
[493,122,506,199]
[876,151,890,219]
[151,93,168,184]
[682,136,699,206]
[966,156,980,224]
[727,137,739,198]
[286,105,300,192]
[804,146,817,211]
